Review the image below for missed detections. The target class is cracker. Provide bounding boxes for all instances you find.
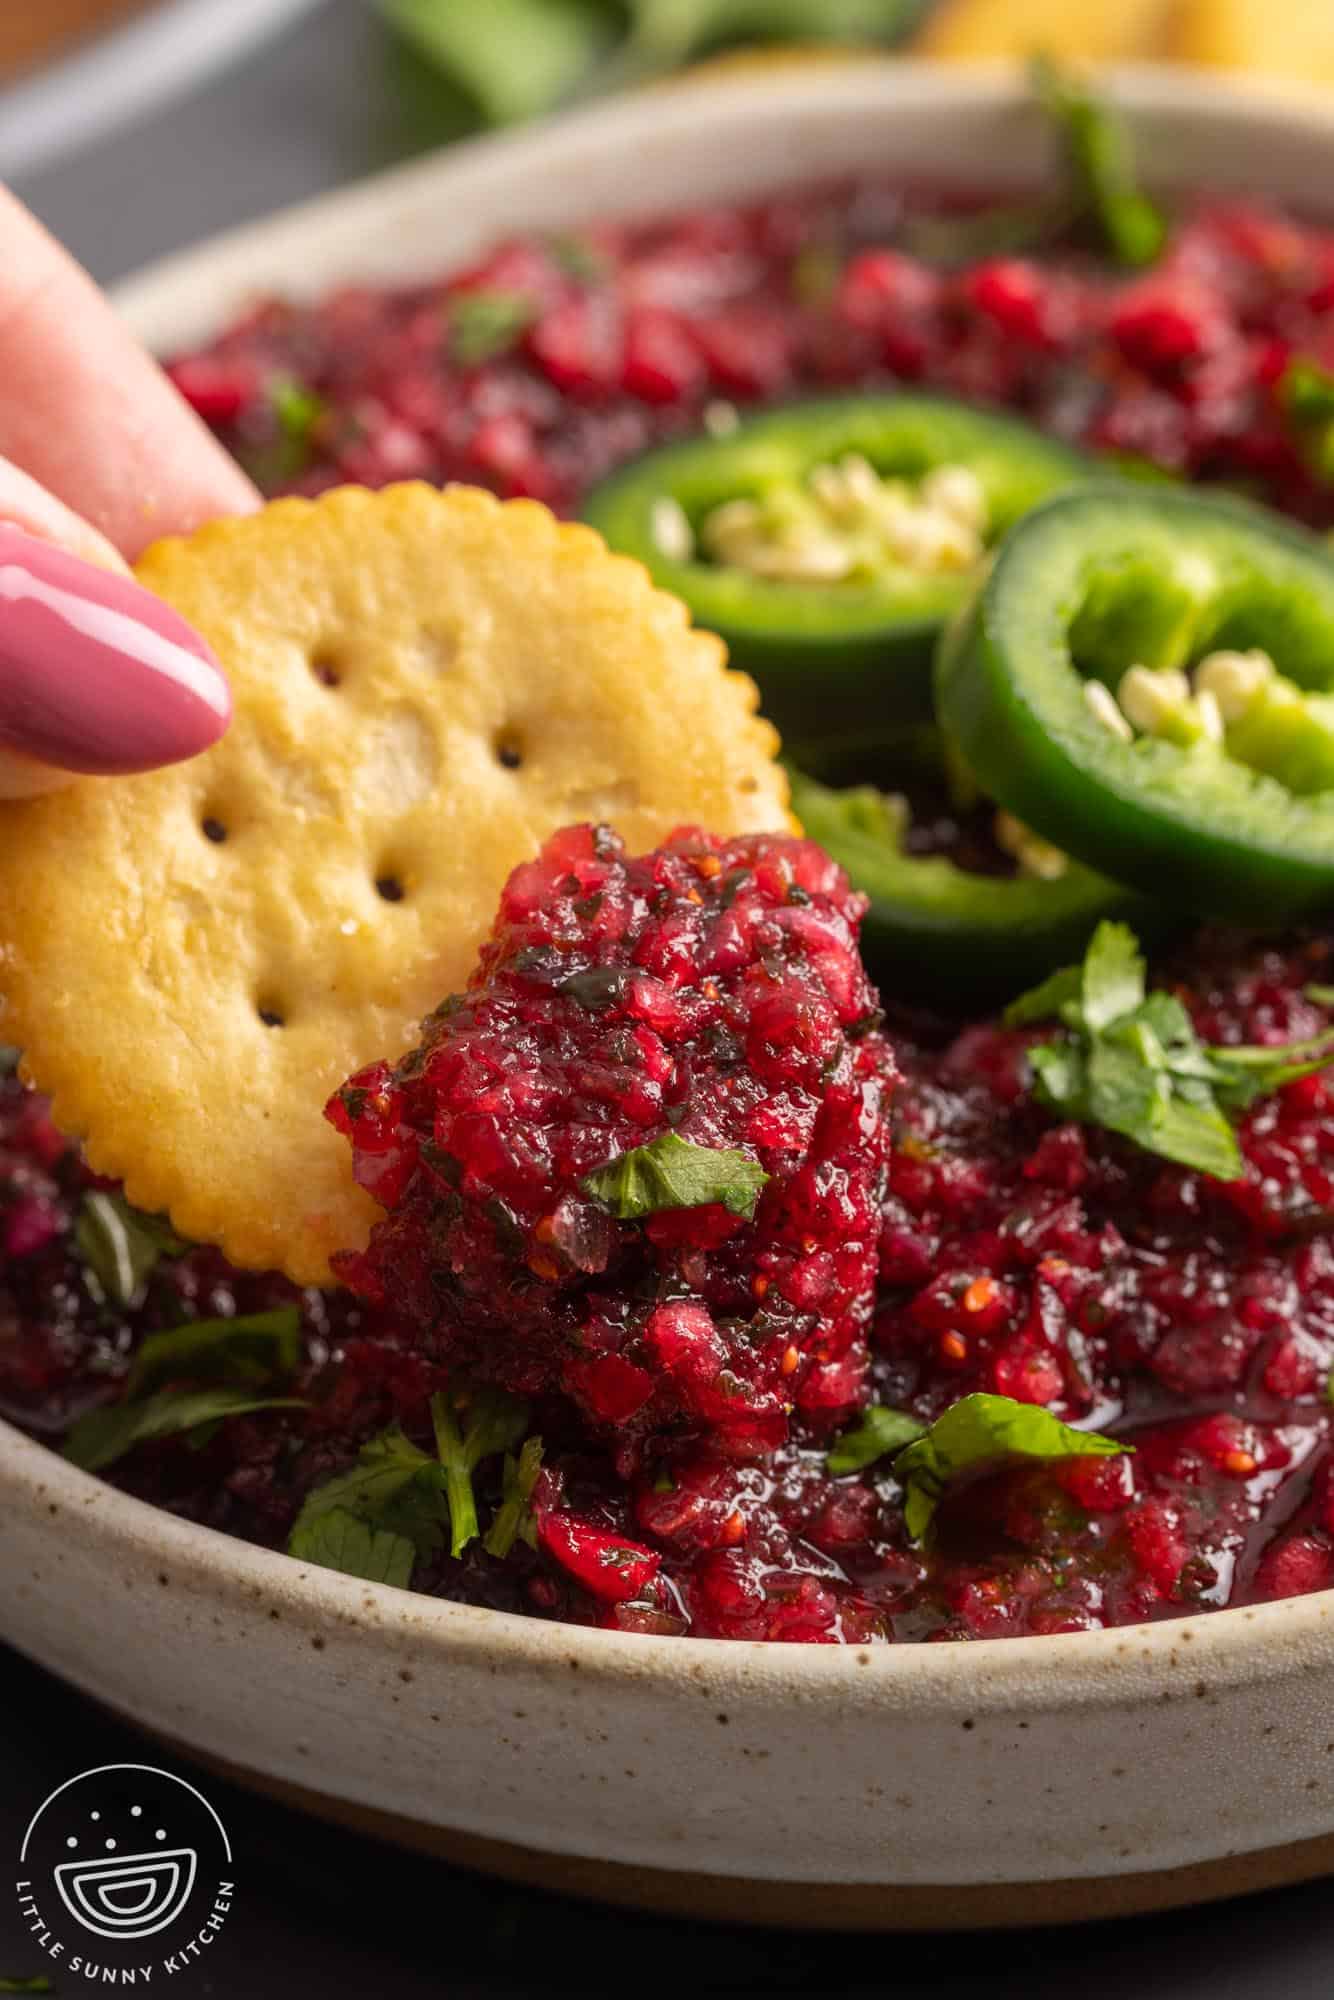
[0,484,787,1282]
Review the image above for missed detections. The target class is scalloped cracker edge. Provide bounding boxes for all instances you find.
[0,483,787,1283]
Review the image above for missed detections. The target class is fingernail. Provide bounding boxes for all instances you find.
[0,524,230,776]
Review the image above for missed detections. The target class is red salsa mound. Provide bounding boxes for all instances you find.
[168,187,1334,527]
[327,824,894,1460]
[7,164,1334,1644]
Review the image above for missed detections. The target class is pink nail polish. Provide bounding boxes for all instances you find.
[0,525,230,776]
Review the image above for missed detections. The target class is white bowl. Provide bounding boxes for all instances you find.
[7,63,1334,1928]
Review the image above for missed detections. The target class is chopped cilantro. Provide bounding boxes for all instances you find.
[64,1387,304,1474]
[381,0,618,126]
[234,376,328,488]
[826,1404,926,1476]
[581,1129,770,1222]
[1282,356,1334,425]
[289,1507,416,1590]
[448,289,538,367]
[1279,358,1334,483]
[270,375,326,445]
[125,1306,302,1398]
[432,1387,531,1557]
[382,0,922,127]
[288,1432,444,1584]
[0,1046,19,1078]
[1005,922,1334,1180]
[0,1979,53,1994]
[894,1393,1129,1542]
[483,1436,544,1557]
[1031,56,1167,268]
[288,1388,536,1582]
[75,1191,189,1310]
[548,232,608,284]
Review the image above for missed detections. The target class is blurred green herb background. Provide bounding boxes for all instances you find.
[378,0,927,129]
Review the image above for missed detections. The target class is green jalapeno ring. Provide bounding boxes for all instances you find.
[788,765,1154,999]
[935,487,1334,924]
[581,394,1092,753]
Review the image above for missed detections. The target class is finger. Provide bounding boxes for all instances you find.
[0,451,129,575]
[0,520,231,799]
[0,186,259,560]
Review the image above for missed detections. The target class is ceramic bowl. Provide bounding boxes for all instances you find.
[7,64,1334,1929]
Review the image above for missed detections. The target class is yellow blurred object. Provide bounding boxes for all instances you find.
[1171,0,1334,79]
[915,0,1176,62]
[672,44,890,84]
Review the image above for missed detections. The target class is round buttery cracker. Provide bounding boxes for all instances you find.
[0,484,787,1282]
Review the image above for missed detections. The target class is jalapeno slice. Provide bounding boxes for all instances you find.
[581,395,1091,752]
[787,765,1150,999]
[936,487,1334,924]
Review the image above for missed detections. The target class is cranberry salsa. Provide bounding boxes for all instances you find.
[14,83,1334,1646]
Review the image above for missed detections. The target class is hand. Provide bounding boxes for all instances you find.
[0,188,259,799]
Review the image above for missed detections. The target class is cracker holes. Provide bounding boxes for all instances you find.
[256,997,287,1029]
[494,728,524,772]
[375,873,406,904]
[200,815,228,845]
[309,648,343,689]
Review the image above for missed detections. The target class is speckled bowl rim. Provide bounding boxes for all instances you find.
[10,59,1334,1705]
[8,1412,1334,1704]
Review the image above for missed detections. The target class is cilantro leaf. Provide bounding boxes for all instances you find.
[1007,921,1334,1181]
[894,1393,1129,1543]
[75,1190,188,1310]
[287,1427,445,1586]
[483,1436,545,1556]
[64,1388,303,1474]
[383,0,923,128]
[1204,1032,1334,1112]
[126,1306,302,1398]
[448,289,538,367]
[1280,358,1334,484]
[432,1387,531,1557]
[1078,919,1146,1030]
[826,1404,927,1475]
[289,1391,537,1581]
[270,376,325,445]
[581,1130,770,1222]
[1031,56,1167,268]
[547,232,609,285]
[289,1506,416,1589]
[1283,357,1334,425]
[290,1426,437,1535]
[0,1046,19,1078]
[1003,964,1082,1030]
[382,0,618,126]
[1005,922,1145,1033]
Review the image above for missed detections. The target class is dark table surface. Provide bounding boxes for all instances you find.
[4,1,1334,1989]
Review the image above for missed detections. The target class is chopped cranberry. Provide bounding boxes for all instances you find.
[538,1513,661,1604]
[620,308,706,405]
